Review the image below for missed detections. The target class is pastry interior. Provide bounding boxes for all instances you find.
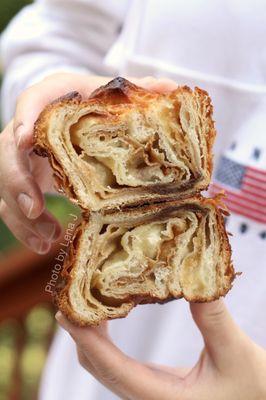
[62,200,232,325]
[34,79,233,326]
[40,83,214,210]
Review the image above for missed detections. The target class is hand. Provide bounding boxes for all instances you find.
[0,73,177,253]
[56,300,266,400]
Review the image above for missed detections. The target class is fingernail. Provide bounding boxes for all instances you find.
[17,193,34,218]
[55,312,69,330]
[15,124,25,148]
[35,222,56,241]
[27,236,50,254]
[55,311,63,322]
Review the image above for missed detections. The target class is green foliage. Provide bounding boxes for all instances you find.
[0,0,80,253]
[0,221,17,252]
[0,0,32,33]
[0,3,59,399]
[25,306,54,340]
[21,344,46,399]
[0,195,80,252]
[45,194,81,224]
[0,306,56,400]
[21,307,55,400]
[0,324,15,399]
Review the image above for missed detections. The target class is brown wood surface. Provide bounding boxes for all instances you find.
[0,241,62,322]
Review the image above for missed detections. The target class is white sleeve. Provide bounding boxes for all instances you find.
[0,0,130,123]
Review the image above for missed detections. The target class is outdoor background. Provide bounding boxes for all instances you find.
[0,2,79,399]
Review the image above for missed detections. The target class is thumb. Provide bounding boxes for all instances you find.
[190,300,244,362]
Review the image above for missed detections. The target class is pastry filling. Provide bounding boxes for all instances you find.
[68,99,205,199]
[72,207,222,319]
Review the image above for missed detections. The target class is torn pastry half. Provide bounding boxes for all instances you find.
[34,77,216,211]
[55,197,234,326]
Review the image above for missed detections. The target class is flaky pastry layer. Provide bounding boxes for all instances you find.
[55,198,234,326]
[34,78,215,211]
[34,78,234,326]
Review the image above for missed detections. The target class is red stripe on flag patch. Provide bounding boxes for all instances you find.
[211,183,266,207]
[242,180,266,194]
[247,166,266,177]
[223,204,266,224]
[245,172,266,185]
[210,182,266,224]
[242,188,266,201]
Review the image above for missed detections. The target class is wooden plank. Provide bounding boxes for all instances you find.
[0,242,62,322]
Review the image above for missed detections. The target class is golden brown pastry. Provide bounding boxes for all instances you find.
[34,77,215,211]
[34,77,234,326]
[54,198,233,326]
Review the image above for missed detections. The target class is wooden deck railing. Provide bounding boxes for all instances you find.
[0,241,61,400]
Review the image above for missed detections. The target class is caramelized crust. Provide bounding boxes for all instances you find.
[54,197,234,326]
[34,78,216,211]
[34,78,234,326]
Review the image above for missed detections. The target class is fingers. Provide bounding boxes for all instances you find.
[0,122,45,219]
[13,77,67,149]
[0,199,61,253]
[13,74,110,150]
[76,345,97,375]
[148,78,178,93]
[56,312,183,400]
[145,362,190,379]
[134,76,178,93]
[0,121,61,253]
[14,80,61,149]
[190,300,246,365]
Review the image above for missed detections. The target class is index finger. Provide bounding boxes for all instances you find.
[13,74,112,150]
[14,78,74,150]
[136,77,178,93]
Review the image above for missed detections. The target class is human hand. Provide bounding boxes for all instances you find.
[0,73,177,253]
[56,300,266,400]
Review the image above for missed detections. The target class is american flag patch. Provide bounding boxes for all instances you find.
[209,156,266,224]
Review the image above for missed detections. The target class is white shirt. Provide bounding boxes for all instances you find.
[1,1,266,399]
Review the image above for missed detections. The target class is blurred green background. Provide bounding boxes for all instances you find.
[0,1,32,33]
[0,2,80,399]
[0,0,33,252]
[0,0,80,252]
